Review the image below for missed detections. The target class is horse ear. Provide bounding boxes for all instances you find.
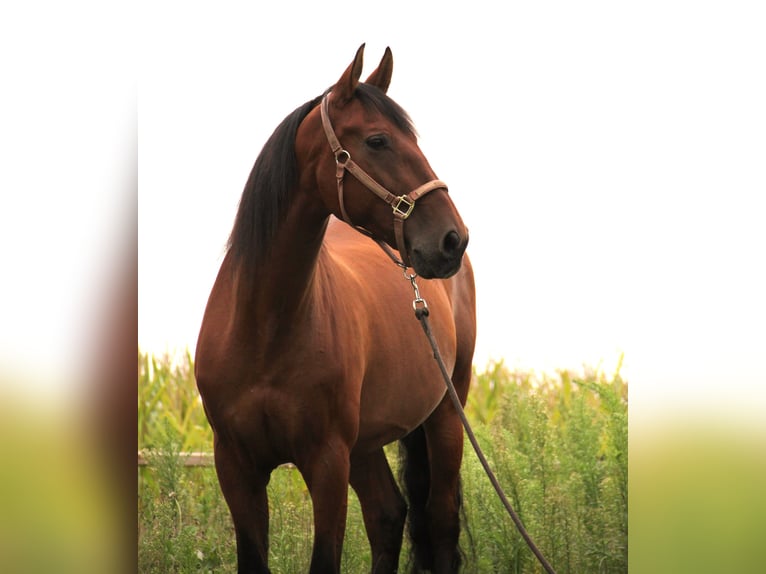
[333,43,365,108]
[365,46,393,93]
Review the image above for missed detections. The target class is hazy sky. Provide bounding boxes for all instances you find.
[134,2,762,428]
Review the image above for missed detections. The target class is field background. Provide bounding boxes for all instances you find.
[138,352,627,573]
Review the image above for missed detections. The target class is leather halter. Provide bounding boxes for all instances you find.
[320,92,447,269]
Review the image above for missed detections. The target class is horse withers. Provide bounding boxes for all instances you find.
[195,44,476,573]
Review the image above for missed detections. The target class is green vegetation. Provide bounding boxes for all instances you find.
[138,351,628,573]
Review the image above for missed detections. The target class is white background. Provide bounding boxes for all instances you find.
[1,1,764,431]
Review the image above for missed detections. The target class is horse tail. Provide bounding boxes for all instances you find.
[398,426,472,572]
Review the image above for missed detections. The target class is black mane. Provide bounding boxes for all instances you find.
[227,84,415,267]
[227,94,323,266]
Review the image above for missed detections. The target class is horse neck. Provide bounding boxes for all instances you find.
[232,190,329,336]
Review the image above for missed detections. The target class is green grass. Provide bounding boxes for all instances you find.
[460,366,627,572]
[138,351,628,573]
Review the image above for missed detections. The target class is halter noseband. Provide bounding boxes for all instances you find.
[320,92,447,269]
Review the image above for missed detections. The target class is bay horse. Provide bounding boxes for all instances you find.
[195,44,476,574]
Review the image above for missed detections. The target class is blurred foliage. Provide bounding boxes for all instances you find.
[630,427,766,573]
[0,400,122,574]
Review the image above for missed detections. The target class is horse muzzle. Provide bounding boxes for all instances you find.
[409,228,469,279]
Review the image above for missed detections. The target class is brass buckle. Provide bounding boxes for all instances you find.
[392,195,414,219]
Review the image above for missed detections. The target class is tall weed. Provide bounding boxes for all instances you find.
[138,350,211,453]
[138,421,235,573]
[462,360,628,573]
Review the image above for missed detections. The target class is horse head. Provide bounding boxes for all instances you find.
[297,44,469,279]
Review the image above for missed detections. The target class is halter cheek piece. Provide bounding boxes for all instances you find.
[320,92,447,269]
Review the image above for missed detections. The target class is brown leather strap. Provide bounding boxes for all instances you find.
[335,157,352,223]
[320,95,344,155]
[320,92,448,269]
[341,156,398,205]
[394,216,408,267]
[407,179,447,202]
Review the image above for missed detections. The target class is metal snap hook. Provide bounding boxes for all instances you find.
[404,271,428,311]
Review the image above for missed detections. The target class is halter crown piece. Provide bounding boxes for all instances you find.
[320,92,448,269]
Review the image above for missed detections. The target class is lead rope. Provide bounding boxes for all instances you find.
[405,271,558,574]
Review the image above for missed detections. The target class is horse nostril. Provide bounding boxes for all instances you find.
[441,230,462,256]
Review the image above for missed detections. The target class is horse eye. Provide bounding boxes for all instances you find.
[365,135,388,150]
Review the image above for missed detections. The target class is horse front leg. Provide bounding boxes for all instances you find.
[350,448,407,573]
[423,397,466,574]
[300,436,352,574]
[213,437,273,574]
